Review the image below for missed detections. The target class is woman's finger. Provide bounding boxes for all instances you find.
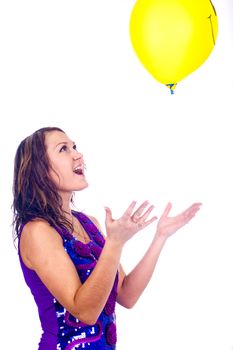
[131,200,149,220]
[140,205,156,222]
[161,202,172,218]
[122,201,137,218]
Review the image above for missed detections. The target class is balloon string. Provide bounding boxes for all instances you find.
[166,83,177,94]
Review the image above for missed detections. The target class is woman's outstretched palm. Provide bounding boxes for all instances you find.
[156,202,202,239]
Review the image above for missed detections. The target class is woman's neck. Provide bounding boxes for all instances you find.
[60,191,73,220]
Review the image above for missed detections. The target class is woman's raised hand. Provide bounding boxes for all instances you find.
[156,202,202,240]
[104,201,157,246]
[104,201,202,246]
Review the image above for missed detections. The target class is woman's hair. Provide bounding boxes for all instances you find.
[12,126,73,243]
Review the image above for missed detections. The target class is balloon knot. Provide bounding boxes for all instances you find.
[166,83,177,94]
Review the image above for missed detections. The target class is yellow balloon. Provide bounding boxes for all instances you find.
[129,0,218,92]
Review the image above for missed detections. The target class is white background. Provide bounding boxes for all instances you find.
[1,0,233,349]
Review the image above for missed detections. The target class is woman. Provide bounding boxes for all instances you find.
[12,126,201,349]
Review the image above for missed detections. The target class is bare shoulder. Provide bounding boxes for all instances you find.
[20,219,63,268]
[21,219,62,243]
[22,219,49,233]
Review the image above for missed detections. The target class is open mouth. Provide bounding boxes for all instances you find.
[73,165,84,175]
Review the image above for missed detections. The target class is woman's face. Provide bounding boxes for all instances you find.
[45,130,88,194]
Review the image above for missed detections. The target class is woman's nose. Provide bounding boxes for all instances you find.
[72,149,83,160]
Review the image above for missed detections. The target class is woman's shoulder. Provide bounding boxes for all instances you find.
[21,219,62,243]
[23,218,52,233]
[20,219,63,269]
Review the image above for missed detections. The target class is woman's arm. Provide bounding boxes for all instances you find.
[21,220,124,325]
[20,201,156,325]
[117,202,202,308]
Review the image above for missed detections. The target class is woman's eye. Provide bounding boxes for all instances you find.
[59,145,67,152]
[73,144,77,150]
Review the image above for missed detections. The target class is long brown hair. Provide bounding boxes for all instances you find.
[12,127,73,243]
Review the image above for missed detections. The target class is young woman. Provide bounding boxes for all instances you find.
[12,126,201,350]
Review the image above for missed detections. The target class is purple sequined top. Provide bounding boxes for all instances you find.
[18,211,118,350]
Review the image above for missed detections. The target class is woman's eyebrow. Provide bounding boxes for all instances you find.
[55,141,75,147]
